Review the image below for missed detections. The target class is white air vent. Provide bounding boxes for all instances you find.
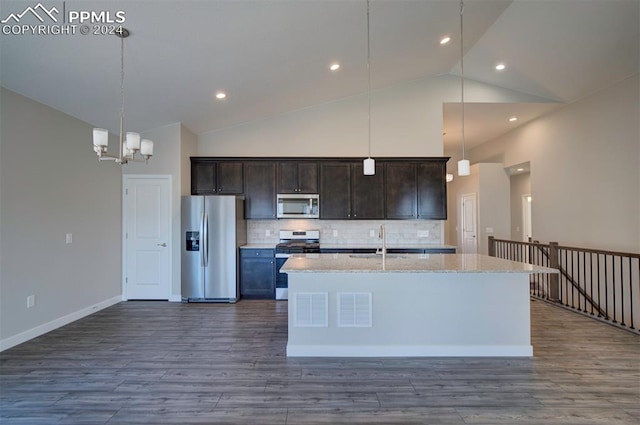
[294,292,328,327]
[338,292,372,327]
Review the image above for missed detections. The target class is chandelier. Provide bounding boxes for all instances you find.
[92,28,153,164]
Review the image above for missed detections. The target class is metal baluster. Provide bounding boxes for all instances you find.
[604,255,609,320]
[631,257,636,330]
[612,255,617,323]
[589,252,595,316]
[597,253,602,318]
[619,255,625,327]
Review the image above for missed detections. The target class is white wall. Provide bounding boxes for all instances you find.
[198,75,554,157]
[180,125,198,196]
[469,76,639,252]
[510,172,531,241]
[123,123,183,301]
[448,163,510,255]
[0,88,122,349]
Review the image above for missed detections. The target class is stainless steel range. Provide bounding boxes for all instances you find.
[275,230,320,300]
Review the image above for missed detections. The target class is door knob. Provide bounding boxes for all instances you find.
[157,243,167,247]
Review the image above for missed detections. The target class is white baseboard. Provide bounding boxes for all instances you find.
[0,295,122,352]
[286,344,533,357]
[169,294,182,302]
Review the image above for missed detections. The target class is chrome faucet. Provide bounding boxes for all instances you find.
[378,224,387,264]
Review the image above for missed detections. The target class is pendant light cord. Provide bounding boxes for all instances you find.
[459,0,465,161]
[367,0,371,158]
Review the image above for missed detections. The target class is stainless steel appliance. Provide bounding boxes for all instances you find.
[275,229,320,300]
[276,194,319,219]
[181,196,246,302]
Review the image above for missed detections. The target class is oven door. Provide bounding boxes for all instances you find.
[275,254,289,300]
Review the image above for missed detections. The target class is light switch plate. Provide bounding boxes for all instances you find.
[27,295,35,308]
[486,227,494,234]
[369,229,376,237]
[333,230,338,237]
[265,229,271,237]
[65,233,73,244]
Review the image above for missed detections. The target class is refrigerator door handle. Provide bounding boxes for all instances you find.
[202,212,209,267]
[200,212,205,267]
[203,212,209,267]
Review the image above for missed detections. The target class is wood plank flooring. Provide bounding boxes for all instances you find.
[1,299,638,424]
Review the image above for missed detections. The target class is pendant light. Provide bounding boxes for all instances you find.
[92,28,153,164]
[457,0,470,176]
[363,0,375,176]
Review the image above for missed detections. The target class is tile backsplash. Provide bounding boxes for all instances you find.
[247,219,443,246]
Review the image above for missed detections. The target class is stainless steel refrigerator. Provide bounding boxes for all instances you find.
[181,196,246,302]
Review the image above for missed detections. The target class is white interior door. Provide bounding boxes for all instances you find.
[461,193,478,254]
[123,176,170,300]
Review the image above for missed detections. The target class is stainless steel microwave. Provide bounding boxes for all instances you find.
[276,194,319,219]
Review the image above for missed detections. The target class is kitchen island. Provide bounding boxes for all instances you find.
[281,253,557,358]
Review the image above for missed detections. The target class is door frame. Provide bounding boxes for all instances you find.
[122,174,172,301]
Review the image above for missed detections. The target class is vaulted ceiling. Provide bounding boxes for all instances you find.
[1,0,638,152]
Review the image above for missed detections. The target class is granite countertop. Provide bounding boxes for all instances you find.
[320,244,457,250]
[240,244,276,249]
[281,253,559,274]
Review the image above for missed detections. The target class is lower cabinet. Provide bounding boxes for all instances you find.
[239,249,275,299]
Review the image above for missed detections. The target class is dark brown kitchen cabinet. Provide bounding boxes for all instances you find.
[277,161,318,193]
[320,162,384,219]
[240,249,275,299]
[191,160,243,195]
[417,161,447,219]
[190,157,448,221]
[351,162,384,219]
[244,162,277,219]
[385,163,417,219]
[319,163,351,219]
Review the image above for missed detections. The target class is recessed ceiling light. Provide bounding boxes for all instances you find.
[440,36,451,45]
[215,92,226,100]
[329,63,340,71]
[509,116,518,122]
[516,168,524,172]
[495,63,506,71]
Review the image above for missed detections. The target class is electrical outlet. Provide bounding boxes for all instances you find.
[369,229,376,237]
[333,230,338,237]
[27,295,35,308]
[486,227,494,234]
[65,233,73,244]
[265,229,271,237]
[417,230,429,238]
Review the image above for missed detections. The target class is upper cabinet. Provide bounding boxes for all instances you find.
[319,162,384,219]
[384,160,447,220]
[319,163,351,219]
[417,161,447,220]
[351,162,385,219]
[191,157,448,220]
[191,160,243,195]
[277,161,318,194]
[244,162,277,219]
[385,163,417,219]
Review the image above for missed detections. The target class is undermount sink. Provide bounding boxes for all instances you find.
[348,254,407,259]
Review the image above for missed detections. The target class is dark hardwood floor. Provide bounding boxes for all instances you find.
[1,299,638,424]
